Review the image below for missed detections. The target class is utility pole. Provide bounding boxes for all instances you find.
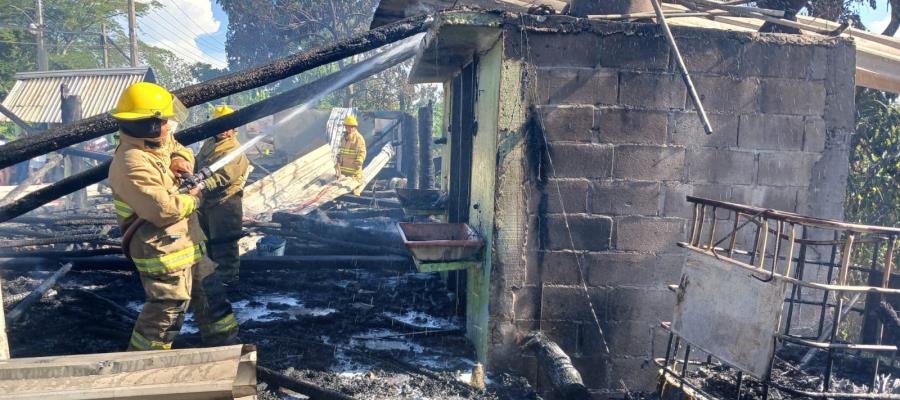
[101,24,109,68]
[127,0,138,66]
[34,0,48,71]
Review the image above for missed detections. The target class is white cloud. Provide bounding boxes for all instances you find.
[137,0,227,68]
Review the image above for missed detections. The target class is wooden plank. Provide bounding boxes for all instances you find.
[284,144,395,216]
[0,274,9,360]
[243,145,334,219]
[0,345,255,400]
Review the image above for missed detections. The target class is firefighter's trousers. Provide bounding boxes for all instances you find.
[127,254,239,351]
[198,194,243,285]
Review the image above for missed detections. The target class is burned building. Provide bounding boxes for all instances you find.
[397,8,863,397]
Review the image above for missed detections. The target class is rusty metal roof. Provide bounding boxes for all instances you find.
[0,67,155,124]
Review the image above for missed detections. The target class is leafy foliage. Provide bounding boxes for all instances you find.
[846,89,900,226]
[216,0,438,112]
[0,0,200,101]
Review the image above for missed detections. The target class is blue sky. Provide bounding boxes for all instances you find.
[136,0,229,68]
[140,0,897,70]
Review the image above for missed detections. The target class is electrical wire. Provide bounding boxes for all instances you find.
[137,14,225,67]
[161,0,228,51]
[136,24,215,66]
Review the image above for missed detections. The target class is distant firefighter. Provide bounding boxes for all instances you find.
[108,82,238,351]
[334,115,367,196]
[196,105,250,287]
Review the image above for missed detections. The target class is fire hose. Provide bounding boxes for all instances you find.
[120,167,214,260]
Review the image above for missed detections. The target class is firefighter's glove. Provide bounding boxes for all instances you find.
[170,157,193,176]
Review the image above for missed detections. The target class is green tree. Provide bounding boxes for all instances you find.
[216,0,436,113]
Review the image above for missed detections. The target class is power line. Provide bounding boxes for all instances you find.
[161,0,227,51]
[136,24,222,67]
[137,13,225,65]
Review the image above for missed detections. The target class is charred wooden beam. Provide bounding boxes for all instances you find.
[523,331,591,400]
[0,38,420,223]
[273,212,403,248]
[0,15,430,171]
[258,365,356,400]
[0,255,412,272]
[418,102,434,189]
[5,262,73,324]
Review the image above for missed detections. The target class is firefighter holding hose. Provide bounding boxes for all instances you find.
[334,115,367,196]
[196,105,249,287]
[108,82,239,351]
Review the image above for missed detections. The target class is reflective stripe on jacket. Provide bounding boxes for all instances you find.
[337,130,366,179]
[196,135,249,205]
[109,133,206,275]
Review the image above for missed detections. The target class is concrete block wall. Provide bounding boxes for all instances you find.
[488,16,855,398]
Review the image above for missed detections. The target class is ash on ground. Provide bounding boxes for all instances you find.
[671,344,900,399]
[3,263,537,400]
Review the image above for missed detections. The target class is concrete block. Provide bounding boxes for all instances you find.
[824,41,856,131]
[541,320,611,359]
[758,151,819,187]
[685,148,757,185]
[610,357,661,392]
[739,42,826,79]
[615,216,686,253]
[674,33,740,75]
[591,180,661,216]
[671,112,738,148]
[539,68,618,105]
[587,252,685,287]
[539,106,595,143]
[738,114,805,151]
[618,72,686,110]
[540,251,587,285]
[759,79,827,116]
[662,182,730,219]
[597,32,670,71]
[608,287,674,321]
[606,320,668,357]
[613,145,685,181]
[804,117,826,153]
[597,109,668,145]
[548,143,614,178]
[545,178,590,213]
[541,285,609,322]
[528,32,601,68]
[686,148,757,185]
[690,76,758,114]
[545,214,614,251]
[513,286,541,321]
[731,185,798,212]
[573,356,611,390]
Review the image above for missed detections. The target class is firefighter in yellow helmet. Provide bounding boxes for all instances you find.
[196,105,249,286]
[108,82,239,351]
[335,115,367,196]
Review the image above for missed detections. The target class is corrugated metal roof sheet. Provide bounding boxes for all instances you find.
[0,67,155,124]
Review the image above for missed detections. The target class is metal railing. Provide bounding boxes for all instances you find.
[657,196,900,399]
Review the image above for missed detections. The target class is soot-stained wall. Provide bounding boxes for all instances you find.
[482,15,855,398]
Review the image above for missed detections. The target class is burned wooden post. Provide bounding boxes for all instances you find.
[523,331,591,400]
[5,262,73,324]
[60,84,86,210]
[417,101,434,189]
[0,273,9,360]
[401,113,418,188]
[0,15,430,171]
